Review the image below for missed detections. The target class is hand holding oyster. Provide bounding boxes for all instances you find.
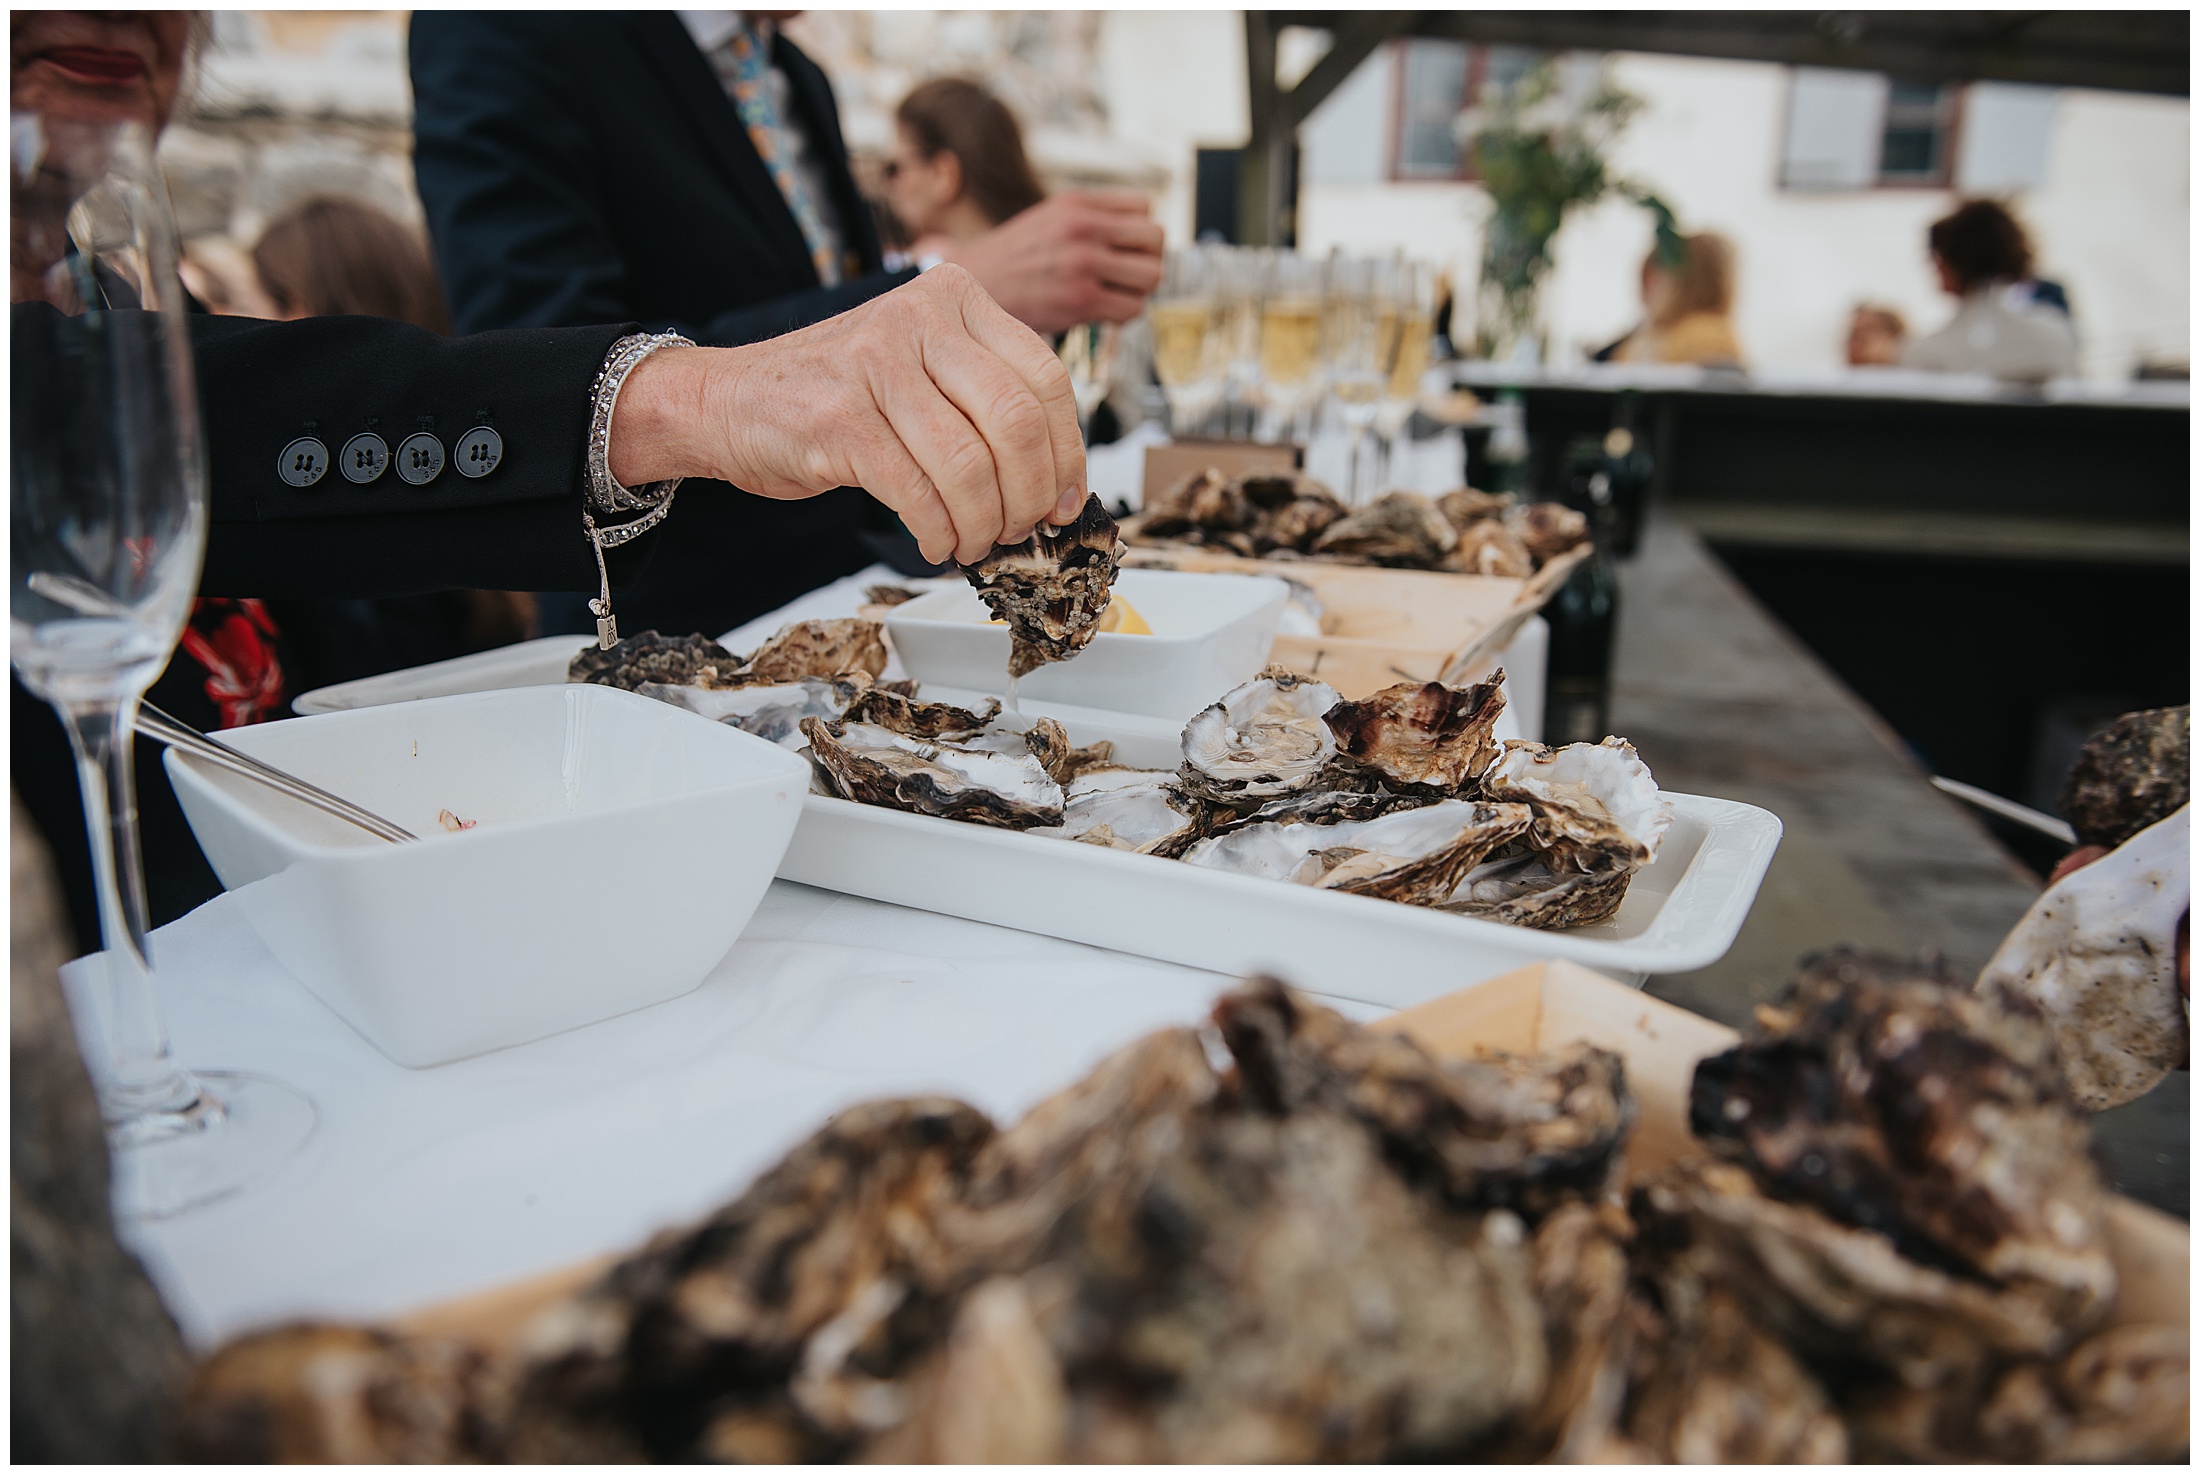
[958,492,1125,679]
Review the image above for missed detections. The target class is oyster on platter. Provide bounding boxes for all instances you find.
[1324,672,1507,793]
[959,493,1124,678]
[801,717,1064,829]
[1976,805,2189,1111]
[1207,782,1429,835]
[1181,799,1532,906]
[640,671,872,748]
[1178,667,1343,807]
[1444,854,1636,930]
[568,629,744,691]
[1035,767,1205,857]
[737,617,889,683]
[1446,519,1535,577]
[1483,735,1673,873]
[1506,502,1591,564]
[844,685,1000,743]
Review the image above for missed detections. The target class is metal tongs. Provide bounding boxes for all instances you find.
[135,702,417,844]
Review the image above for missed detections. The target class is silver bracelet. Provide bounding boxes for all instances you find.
[587,331,693,516]
[582,331,693,648]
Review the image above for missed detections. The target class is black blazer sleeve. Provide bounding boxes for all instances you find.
[189,312,647,599]
[409,12,913,348]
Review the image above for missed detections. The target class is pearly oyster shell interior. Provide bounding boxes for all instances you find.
[801,717,1064,830]
[1483,736,1673,874]
[1179,669,1343,808]
[1182,799,1533,907]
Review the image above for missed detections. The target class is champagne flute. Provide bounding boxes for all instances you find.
[1148,249,1220,438]
[1375,257,1436,490]
[1324,255,1387,503]
[12,113,314,1218]
[1257,252,1323,443]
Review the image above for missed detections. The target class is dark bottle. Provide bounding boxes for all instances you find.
[1544,433,1620,745]
[1601,390,1654,558]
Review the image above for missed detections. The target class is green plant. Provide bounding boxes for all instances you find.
[1458,59,1676,358]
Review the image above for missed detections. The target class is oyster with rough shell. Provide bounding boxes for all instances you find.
[569,630,743,691]
[1446,519,1535,577]
[1312,490,1458,567]
[960,493,1124,679]
[801,717,1064,829]
[1178,668,1343,808]
[1181,799,1532,906]
[1324,673,1508,793]
[1505,502,1590,564]
[1436,487,1514,531]
[843,685,1000,743]
[737,617,889,683]
[2058,704,2189,850]
[1483,736,1673,874]
[1690,949,2115,1332]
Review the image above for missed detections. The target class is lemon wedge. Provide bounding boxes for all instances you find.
[1094,594,1151,635]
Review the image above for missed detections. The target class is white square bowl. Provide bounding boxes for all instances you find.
[884,567,1290,720]
[165,684,809,1067]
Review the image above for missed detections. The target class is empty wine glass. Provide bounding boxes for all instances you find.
[12,112,313,1218]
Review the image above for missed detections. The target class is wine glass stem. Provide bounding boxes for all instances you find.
[60,696,203,1120]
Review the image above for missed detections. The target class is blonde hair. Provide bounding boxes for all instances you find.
[1648,232,1736,326]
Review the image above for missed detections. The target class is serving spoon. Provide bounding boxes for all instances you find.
[135,702,417,844]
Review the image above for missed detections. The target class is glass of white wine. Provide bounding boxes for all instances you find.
[1324,255,1388,503]
[1215,246,1268,439]
[1257,252,1323,443]
[1374,257,1437,487]
[1148,249,1220,437]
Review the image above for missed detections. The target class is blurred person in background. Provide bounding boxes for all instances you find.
[1604,231,1744,368]
[883,77,1047,260]
[1903,199,2076,381]
[1845,303,1908,367]
[410,12,1162,638]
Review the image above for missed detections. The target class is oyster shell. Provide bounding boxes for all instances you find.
[2058,704,2189,849]
[568,629,742,691]
[1178,668,1343,807]
[960,493,1124,678]
[1436,487,1513,530]
[1180,799,1532,906]
[1690,949,2115,1326]
[1323,673,1507,793]
[1443,855,1635,930]
[1505,502,1590,564]
[1445,519,1535,577]
[1483,736,1673,873]
[642,672,872,748]
[738,618,888,683]
[801,717,1063,829]
[1312,490,1458,567]
[181,1325,498,1462]
[1207,783,1430,835]
[1975,806,2189,1110]
[844,686,1000,743]
[1034,767,1205,857]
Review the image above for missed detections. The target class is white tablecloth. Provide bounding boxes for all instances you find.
[66,880,1387,1347]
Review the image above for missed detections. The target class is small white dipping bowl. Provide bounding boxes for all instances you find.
[885,567,1290,720]
[165,684,808,1067]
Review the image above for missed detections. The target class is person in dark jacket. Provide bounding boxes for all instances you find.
[13,10,1087,942]
[409,11,1163,635]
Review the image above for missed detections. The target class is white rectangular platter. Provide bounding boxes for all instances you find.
[779,787,1781,1008]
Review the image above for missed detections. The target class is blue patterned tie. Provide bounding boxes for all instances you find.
[708,19,843,287]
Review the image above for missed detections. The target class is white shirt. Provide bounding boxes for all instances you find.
[676,10,849,278]
[1902,284,2078,382]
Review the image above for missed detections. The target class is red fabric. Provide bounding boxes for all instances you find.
[177,598,287,729]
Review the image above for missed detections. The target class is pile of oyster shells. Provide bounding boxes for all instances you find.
[181,965,2182,1462]
[1124,468,1590,577]
[801,663,1673,932]
[575,624,1671,932]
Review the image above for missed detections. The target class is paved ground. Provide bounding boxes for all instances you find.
[1612,507,2187,1216]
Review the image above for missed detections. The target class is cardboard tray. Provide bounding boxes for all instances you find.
[1118,543,1590,699]
[394,960,2185,1355]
